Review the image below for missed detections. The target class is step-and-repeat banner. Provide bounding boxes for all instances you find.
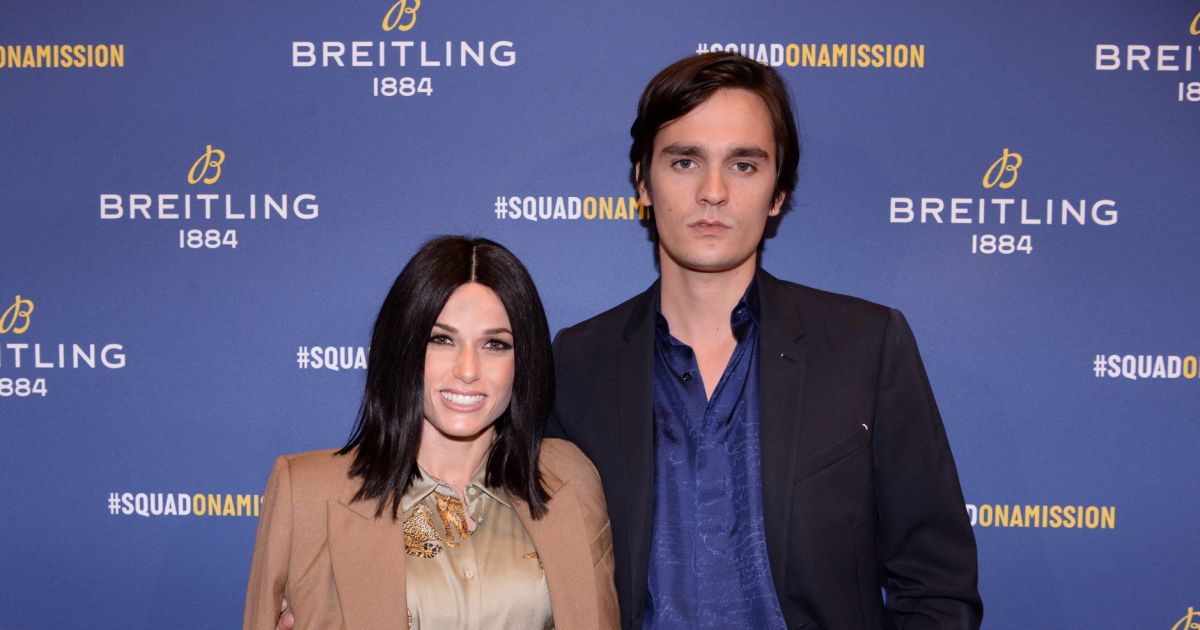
[2,1,1198,627]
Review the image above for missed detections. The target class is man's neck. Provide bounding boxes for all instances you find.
[658,254,756,349]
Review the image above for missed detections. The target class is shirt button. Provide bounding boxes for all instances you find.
[681,372,692,383]
[464,567,476,580]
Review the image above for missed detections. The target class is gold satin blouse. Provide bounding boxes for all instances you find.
[401,465,553,629]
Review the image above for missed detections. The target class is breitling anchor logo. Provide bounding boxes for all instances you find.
[1172,606,1200,630]
[0,295,34,335]
[187,144,225,185]
[382,0,421,32]
[982,148,1023,190]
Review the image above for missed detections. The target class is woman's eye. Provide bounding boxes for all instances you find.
[428,334,452,345]
[484,339,513,351]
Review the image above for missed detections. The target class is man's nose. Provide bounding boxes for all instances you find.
[697,167,728,206]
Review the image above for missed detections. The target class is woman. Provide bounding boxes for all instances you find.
[244,236,619,629]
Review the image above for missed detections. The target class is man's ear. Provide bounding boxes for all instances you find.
[636,163,653,207]
[769,191,786,217]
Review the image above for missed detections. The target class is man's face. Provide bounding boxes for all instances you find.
[639,88,784,276]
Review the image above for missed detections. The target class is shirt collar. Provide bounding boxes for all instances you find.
[402,460,511,512]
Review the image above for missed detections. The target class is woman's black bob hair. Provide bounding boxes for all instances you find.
[339,235,553,519]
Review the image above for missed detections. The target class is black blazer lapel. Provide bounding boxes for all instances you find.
[755,269,808,599]
[615,282,657,621]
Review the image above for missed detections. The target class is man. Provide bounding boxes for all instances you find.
[547,53,982,628]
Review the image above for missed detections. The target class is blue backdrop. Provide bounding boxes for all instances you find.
[2,1,1198,627]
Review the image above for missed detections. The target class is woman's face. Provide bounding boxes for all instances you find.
[421,282,516,443]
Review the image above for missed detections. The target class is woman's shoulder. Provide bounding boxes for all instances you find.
[539,439,609,526]
[270,448,354,497]
[539,438,601,485]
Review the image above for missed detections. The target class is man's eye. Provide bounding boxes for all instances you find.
[428,334,452,345]
[732,161,756,173]
[672,159,696,170]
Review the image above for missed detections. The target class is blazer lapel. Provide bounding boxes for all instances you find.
[327,479,409,629]
[514,466,601,629]
[615,281,657,619]
[755,269,808,598]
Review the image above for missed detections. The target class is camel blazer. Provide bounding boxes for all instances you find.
[243,439,619,630]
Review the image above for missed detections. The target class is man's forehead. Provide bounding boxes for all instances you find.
[652,88,774,147]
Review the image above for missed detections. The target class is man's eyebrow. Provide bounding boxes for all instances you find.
[660,143,704,157]
[728,146,770,160]
[659,144,770,160]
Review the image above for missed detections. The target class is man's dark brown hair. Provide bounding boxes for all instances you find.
[629,52,801,208]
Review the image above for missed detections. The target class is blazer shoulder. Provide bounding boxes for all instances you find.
[539,438,601,483]
[775,275,891,314]
[555,285,652,348]
[765,273,895,332]
[275,448,352,499]
[539,439,609,533]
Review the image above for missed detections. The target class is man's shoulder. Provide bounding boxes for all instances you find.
[760,271,894,331]
[554,284,653,347]
[553,272,905,352]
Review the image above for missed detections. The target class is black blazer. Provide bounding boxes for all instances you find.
[547,269,982,629]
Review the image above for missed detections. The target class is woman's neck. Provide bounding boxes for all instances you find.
[416,424,496,495]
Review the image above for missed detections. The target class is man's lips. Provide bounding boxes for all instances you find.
[689,219,730,230]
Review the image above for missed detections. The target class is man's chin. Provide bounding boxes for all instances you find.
[662,250,758,276]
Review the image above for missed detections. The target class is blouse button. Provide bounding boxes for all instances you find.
[467,487,478,496]
[464,567,476,580]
